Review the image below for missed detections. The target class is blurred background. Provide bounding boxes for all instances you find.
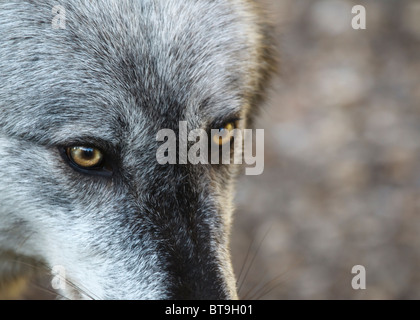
[231,0,420,299]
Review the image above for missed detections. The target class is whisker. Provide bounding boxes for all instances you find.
[16,231,36,251]
[248,272,287,300]
[46,267,99,300]
[3,258,99,300]
[240,267,268,300]
[237,226,272,296]
[236,235,257,291]
[27,282,70,300]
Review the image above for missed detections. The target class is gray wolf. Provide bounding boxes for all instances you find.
[0,0,274,299]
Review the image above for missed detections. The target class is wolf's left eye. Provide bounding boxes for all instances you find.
[213,122,237,146]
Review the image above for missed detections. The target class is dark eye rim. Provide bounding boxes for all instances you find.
[213,117,242,131]
[59,146,114,178]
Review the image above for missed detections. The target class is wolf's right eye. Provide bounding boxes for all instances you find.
[63,146,113,177]
[67,146,104,168]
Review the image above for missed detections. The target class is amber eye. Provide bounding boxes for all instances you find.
[213,122,236,146]
[66,146,104,169]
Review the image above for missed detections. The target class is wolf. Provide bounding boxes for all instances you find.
[0,0,275,299]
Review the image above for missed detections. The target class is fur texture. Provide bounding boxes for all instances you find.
[0,0,275,299]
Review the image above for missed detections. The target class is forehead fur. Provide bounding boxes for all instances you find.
[0,0,261,145]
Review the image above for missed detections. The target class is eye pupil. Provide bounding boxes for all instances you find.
[81,148,94,159]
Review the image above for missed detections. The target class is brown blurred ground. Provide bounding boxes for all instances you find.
[231,0,420,299]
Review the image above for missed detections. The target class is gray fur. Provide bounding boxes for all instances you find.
[0,0,274,299]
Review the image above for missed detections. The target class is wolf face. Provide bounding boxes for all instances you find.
[0,0,274,299]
